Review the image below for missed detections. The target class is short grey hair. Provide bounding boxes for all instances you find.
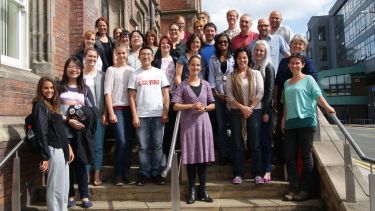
[290,34,308,46]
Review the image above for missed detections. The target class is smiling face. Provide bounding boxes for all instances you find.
[66,61,82,80]
[146,33,155,45]
[194,23,204,34]
[130,32,143,50]
[204,26,216,43]
[269,11,282,29]
[169,24,180,41]
[188,57,201,77]
[236,51,249,70]
[240,16,252,33]
[97,20,107,35]
[190,37,201,53]
[138,48,154,67]
[288,57,305,73]
[160,38,171,53]
[114,28,122,41]
[257,19,270,37]
[115,46,128,64]
[84,49,98,67]
[41,80,55,100]
[217,36,229,52]
[227,11,238,27]
[84,34,95,49]
[291,39,306,53]
[253,44,266,62]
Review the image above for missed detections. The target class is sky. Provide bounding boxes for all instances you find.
[202,0,336,35]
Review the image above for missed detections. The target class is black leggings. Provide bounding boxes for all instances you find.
[186,163,207,188]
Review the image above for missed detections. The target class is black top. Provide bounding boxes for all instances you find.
[190,82,202,98]
[220,60,227,74]
[33,101,69,161]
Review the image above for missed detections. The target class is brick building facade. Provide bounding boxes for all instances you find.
[0,0,200,210]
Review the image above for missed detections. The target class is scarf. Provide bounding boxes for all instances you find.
[231,67,255,147]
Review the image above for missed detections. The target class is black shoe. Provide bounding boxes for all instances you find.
[136,175,146,186]
[155,175,166,185]
[186,186,196,204]
[123,176,136,185]
[294,191,309,202]
[197,186,213,202]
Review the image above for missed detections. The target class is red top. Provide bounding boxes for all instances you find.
[231,31,259,52]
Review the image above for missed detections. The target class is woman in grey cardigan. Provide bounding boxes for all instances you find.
[82,47,107,186]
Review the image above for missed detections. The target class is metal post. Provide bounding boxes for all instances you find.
[370,164,375,211]
[12,151,20,211]
[344,143,356,202]
[171,153,180,211]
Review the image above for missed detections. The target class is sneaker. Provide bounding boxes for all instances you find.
[155,175,166,185]
[284,191,297,201]
[114,176,124,186]
[294,191,309,202]
[81,200,93,208]
[255,176,264,184]
[123,176,135,185]
[136,175,146,186]
[67,198,76,208]
[232,176,243,184]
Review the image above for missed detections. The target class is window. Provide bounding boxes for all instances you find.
[318,26,326,41]
[321,74,352,97]
[319,47,328,61]
[0,0,28,68]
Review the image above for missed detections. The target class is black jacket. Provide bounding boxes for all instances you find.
[261,63,275,115]
[71,106,98,165]
[32,101,69,161]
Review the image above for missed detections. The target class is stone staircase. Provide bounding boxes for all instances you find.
[24,139,325,210]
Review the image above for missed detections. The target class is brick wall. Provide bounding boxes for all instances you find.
[54,0,71,78]
[0,78,35,116]
[160,0,188,11]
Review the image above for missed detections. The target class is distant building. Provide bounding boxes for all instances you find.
[307,0,375,123]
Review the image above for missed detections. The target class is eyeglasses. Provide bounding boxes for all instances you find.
[140,53,153,57]
[67,66,80,70]
[218,40,228,44]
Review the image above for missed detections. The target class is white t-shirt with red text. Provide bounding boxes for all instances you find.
[128,66,169,117]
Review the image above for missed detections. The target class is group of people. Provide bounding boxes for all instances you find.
[32,9,336,210]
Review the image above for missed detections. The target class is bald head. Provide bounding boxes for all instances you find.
[269,11,283,31]
[257,18,270,39]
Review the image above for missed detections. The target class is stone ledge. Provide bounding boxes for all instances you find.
[0,64,40,84]
[0,116,25,143]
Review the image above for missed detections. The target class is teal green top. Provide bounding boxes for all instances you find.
[282,75,322,129]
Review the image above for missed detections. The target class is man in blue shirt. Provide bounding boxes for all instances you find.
[199,22,217,80]
[248,18,290,73]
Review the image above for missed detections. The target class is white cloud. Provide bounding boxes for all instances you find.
[202,0,336,35]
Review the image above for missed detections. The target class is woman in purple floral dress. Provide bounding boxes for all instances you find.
[172,55,215,204]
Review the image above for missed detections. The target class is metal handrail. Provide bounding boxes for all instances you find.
[0,139,25,169]
[329,113,375,164]
[162,111,181,177]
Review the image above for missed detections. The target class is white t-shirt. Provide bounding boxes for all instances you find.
[84,71,98,106]
[104,65,135,106]
[128,66,169,117]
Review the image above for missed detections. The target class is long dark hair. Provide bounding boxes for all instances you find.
[214,33,232,59]
[185,33,203,53]
[59,57,85,94]
[32,76,60,113]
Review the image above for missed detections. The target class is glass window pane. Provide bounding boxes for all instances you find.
[337,75,344,84]
[330,76,337,85]
[320,78,330,90]
[344,74,351,84]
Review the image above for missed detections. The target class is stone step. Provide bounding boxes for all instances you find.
[33,180,290,202]
[26,198,323,210]
[91,163,285,182]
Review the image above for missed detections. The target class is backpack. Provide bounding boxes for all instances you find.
[24,113,39,152]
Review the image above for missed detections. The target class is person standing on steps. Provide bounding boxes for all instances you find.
[33,76,74,211]
[172,55,215,204]
[128,46,170,186]
[282,53,335,202]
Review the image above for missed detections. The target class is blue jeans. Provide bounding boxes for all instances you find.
[214,96,231,159]
[284,127,315,193]
[85,119,106,172]
[260,112,272,173]
[113,109,133,178]
[136,117,165,178]
[69,138,88,199]
[231,109,262,178]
